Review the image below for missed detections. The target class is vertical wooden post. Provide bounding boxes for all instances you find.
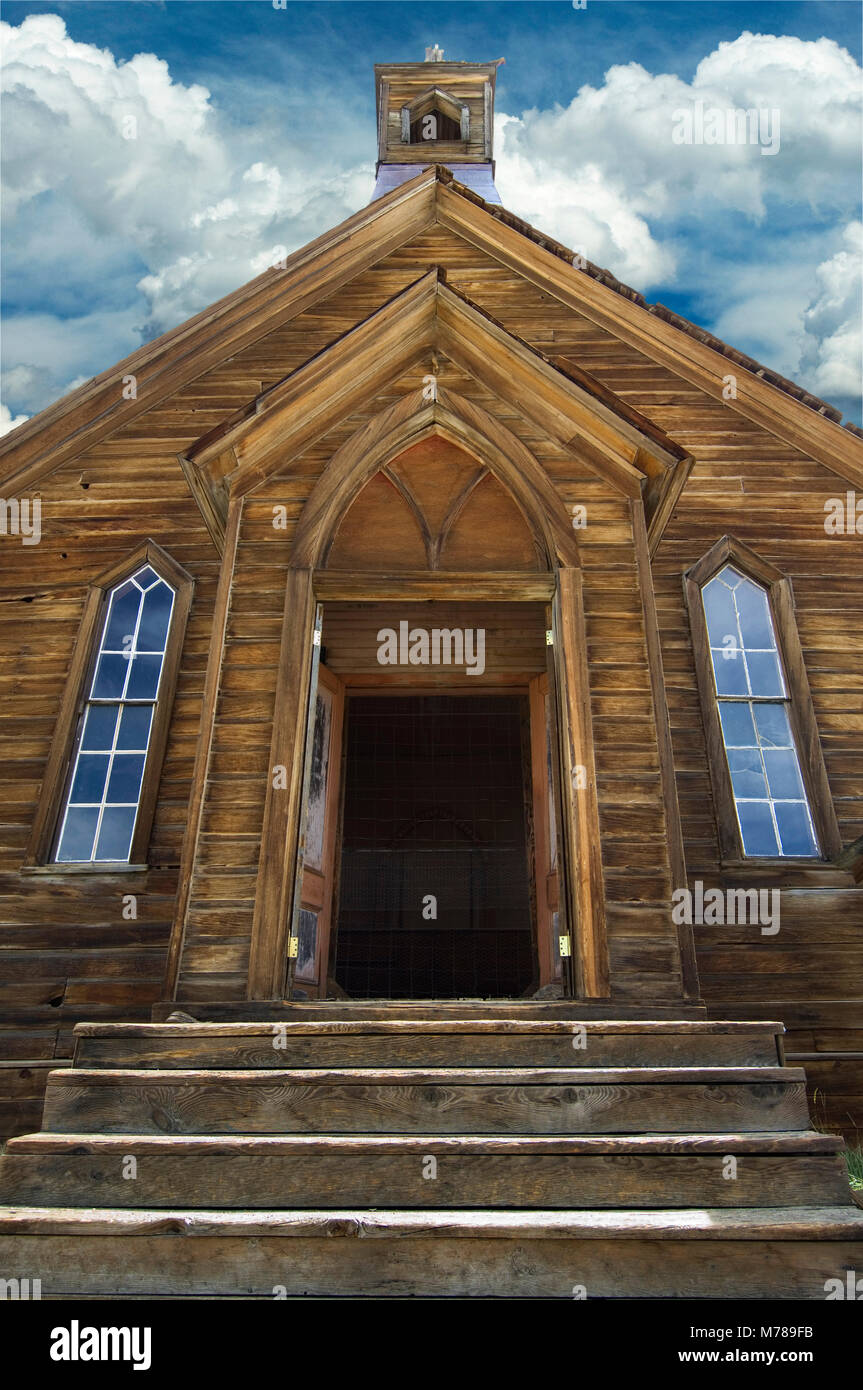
[552,566,610,998]
[247,566,318,999]
[631,500,701,1001]
[163,499,242,999]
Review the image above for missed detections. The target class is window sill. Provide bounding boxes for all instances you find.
[720,857,829,869]
[20,863,150,876]
[717,857,854,882]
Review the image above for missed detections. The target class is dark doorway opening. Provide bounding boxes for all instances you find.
[333,694,535,998]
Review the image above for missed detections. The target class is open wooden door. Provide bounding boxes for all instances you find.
[286,660,345,998]
[529,670,574,994]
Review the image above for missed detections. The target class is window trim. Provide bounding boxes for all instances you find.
[26,541,194,869]
[684,535,841,864]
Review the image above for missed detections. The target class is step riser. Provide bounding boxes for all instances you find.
[73,1036,781,1070]
[1,1152,849,1209]
[42,1080,811,1135]
[1,1231,860,1299]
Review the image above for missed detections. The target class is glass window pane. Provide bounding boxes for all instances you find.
[718,701,757,746]
[106,753,146,804]
[763,748,806,800]
[70,753,110,804]
[727,748,768,799]
[702,578,738,647]
[125,653,163,700]
[53,565,178,866]
[753,702,793,748]
[746,649,785,698]
[711,647,749,695]
[91,653,129,700]
[716,565,741,586]
[94,806,137,861]
[136,583,173,652]
[81,704,119,751]
[103,583,142,651]
[117,704,153,750]
[734,578,775,649]
[56,806,100,862]
[774,801,818,856]
[736,800,779,856]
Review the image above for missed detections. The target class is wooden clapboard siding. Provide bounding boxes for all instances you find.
[650,447,863,1130]
[0,445,218,1135]
[322,602,546,682]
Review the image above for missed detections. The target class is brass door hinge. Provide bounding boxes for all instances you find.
[287,937,299,958]
[545,629,554,646]
[558,934,572,958]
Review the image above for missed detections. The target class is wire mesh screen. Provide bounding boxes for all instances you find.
[334,695,535,998]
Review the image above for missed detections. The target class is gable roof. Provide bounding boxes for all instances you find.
[2,164,861,497]
[178,266,691,553]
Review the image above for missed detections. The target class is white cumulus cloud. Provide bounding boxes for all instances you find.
[1,18,860,424]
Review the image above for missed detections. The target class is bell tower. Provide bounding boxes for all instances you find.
[372,49,504,203]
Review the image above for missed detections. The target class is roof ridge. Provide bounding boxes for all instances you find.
[434,165,846,424]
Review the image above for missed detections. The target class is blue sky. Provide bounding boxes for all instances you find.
[1,0,861,429]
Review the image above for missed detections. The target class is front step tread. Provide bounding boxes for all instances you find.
[2,1205,862,1238]
[7,1129,840,1154]
[46,1066,803,1085]
[74,1020,785,1036]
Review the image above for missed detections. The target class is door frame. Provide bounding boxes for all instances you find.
[247,570,610,1002]
[289,661,345,998]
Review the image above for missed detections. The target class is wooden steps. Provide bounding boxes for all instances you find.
[1,1206,861,1300]
[2,1131,850,1210]
[73,1018,782,1069]
[40,1065,809,1135]
[1,1013,861,1298]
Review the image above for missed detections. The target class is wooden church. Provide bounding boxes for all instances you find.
[1,50,862,1298]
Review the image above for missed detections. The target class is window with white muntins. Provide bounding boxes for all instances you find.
[54,565,175,863]
[701,564,818,857]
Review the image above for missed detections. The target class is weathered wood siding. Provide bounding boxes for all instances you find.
[0,452,218,1135]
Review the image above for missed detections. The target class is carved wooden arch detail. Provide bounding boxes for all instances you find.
[289,385,581,573]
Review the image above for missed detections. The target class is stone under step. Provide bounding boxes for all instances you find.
[1,1131,850,1210]
[40,1065,809,1135]
[72,1019,784,1071]
[2,1206,862,1299]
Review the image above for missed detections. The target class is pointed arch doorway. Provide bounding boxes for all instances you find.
[247,394,609,1005]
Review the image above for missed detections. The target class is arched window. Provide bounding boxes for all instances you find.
[684,537,841,862]
[26,543,193,868]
